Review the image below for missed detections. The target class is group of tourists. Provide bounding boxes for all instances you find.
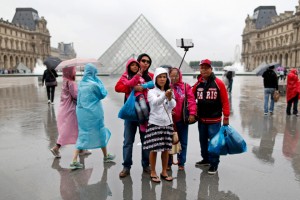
[115,54,229,183]
[47,53,230,183]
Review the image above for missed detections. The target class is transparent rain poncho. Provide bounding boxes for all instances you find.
[75,64,111,149]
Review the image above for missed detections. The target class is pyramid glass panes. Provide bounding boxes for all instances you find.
[98,14,193,74]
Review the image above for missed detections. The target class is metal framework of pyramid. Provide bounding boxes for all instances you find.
[98,14,192,74]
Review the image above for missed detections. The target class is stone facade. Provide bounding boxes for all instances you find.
[0,8,50,71]
[242,2,300,71]
[51,42,76,61]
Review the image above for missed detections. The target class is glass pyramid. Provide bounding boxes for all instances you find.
[98,14,193,74]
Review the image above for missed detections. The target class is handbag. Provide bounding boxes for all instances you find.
[118,90,138,121]
[46,70,58,86]
[183,83,196,124]
[169,142,182,155]
[172,131,179,144]
[273,90,280,102]
[45,81,57,86]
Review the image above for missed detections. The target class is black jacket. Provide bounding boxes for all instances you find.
[262,69,278,90]
[42,69,58,84]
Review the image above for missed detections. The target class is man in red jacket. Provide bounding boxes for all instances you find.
[193,59,230,175]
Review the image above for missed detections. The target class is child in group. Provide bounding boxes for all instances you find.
[70,63,115,169]
[143,67,176,183]
[50,66,91,158]
[118,58,153,131]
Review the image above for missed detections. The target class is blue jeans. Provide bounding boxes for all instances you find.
[198,121,221,167]
[264,88,275,113]
[122,120,149,169]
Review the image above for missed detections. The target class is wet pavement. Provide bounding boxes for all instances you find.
[0,75,300,200]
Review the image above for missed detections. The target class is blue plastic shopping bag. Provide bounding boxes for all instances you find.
[208,126,226,155]
[224,125,247,154]
[118,91,138,121]
[209,125,247,155]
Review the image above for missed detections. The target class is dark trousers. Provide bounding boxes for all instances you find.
[287,94,299,115]
[46,86,56,102]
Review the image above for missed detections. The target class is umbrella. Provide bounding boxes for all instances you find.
[254,62,280,76]
[43,56,62,69]
[223,66,238,71]
[56,58,100,71]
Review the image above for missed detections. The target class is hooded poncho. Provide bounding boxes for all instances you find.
[75,63,111,149]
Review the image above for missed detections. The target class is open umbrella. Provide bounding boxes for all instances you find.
[56,58,100,71]
[254,62,280,76]
[223,65,238,71]
[43,56,62,69]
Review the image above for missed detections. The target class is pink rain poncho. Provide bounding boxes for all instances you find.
[56,66,78,146]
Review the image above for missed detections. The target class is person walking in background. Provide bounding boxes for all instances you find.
[193,59,230,175]
[115,53,154,178]
[262,65,278,115]
[49,66,91,158]
[225,70,234,94]
[286,69,300,116]
[284,68,288,82]
[42,66,58,105]
[168,67,197,171]
[144,67,176,183]
[70,63,115,169]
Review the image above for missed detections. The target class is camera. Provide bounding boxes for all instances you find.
[176,38,194,49]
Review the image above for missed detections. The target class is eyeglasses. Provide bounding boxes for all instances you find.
[141,59,150,64]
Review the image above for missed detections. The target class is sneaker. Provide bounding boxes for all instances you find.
[79,150,92,156]
[103,153,116,163]
[208,166,218,175]
[294,113,299,117]
[264,113,268,116]
[195,160,210,167]
[50,147,61,158]
[47,100,51,104]
[119,168,130,178]
[70,161,84,170]
[51,102,54,105]
[269,112,273,115]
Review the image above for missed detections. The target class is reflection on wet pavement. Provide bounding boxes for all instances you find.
[0,76,300,199]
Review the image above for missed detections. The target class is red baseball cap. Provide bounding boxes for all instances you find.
[200,59,212,67]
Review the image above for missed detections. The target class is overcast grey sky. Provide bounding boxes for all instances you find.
[1,0,299,62]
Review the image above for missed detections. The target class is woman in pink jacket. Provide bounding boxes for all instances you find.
[50,66,90,158]
[286,69,300,116]
[168,67,197,170]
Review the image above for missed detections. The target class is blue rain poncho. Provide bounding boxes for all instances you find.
[75,63,111,149]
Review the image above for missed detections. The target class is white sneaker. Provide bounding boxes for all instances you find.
[48,100,51,104]
[103,153,116,163]
[50,147,61,158]
[51,102,54,105]
[70,161,84,170]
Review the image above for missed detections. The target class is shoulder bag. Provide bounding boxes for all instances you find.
[45,70,57,87]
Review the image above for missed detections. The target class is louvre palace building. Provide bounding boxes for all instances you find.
[242,2,300,71]
[0,8,51,71]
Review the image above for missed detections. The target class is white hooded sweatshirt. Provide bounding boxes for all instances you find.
[147,67,176,126]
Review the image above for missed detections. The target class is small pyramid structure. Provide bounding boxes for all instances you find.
[98,14,193,74]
